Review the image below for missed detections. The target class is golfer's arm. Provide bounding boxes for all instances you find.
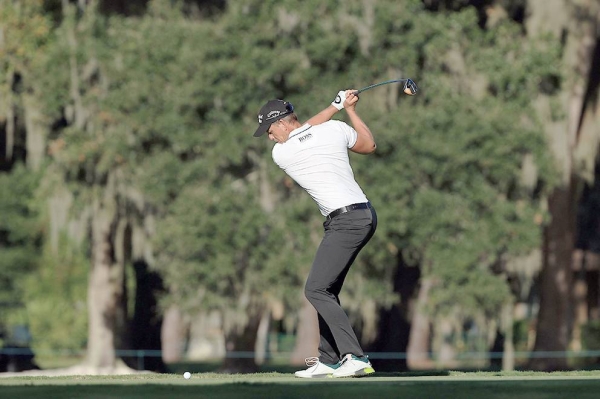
[304,105,340,126]
[347,108,376,154]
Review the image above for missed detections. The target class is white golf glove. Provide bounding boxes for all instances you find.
[331,90,347,110]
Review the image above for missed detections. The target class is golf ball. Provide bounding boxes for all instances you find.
[183,371,191,379]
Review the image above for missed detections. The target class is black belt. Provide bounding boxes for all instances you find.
[326,202,371,220]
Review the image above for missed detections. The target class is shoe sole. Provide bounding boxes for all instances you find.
[330,367,375,378]
[294,373,333,378]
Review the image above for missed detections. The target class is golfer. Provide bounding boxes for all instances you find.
[253,90,377,378]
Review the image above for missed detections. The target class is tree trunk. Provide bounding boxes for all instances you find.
[436,318,457,369]
[187,311,225,360]
[2,66,15,163]
[589,269,600,320]
[369,256,420,371]
[22,94,46,172]
[290,296,319,366]
[407,277,435,370]
[129,259,165,371]
[502,303,515,371]
[220,309,263,373]
[530,186,576,370]
[86,194,128,370]
[254,309,271,365]
[161,305,187,363]
[526,0,600,371]
[570,251,589,351]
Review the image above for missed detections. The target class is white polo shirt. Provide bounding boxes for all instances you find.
[272,120,369,216]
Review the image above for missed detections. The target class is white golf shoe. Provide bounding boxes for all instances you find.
[294,357,339,378]
[331,354,375,378]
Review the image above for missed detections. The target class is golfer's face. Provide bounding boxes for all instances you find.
[267,119,285,143]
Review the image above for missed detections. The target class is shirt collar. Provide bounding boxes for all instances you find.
[288,124,312,140]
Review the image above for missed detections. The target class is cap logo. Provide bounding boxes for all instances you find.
[267,110,281,119]
[258,114,263,124]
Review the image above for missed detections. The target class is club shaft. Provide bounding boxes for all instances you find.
[355,79,408,94]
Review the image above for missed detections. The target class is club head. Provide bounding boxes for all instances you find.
[403,79,418,95]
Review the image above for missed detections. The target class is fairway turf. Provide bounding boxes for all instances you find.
[1,371,600,399]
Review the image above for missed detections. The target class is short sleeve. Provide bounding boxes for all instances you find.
[334,121,358,148]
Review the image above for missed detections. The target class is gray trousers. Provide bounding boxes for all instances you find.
[304,204,377,364]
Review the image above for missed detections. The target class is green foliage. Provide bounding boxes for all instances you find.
[0,165,42,326]
[1,0,565,349]
[342,2,558,318]
[0,162,86,352]
[154,181,308,321]
[76,0,561,324]
[21,236,88,353]
[513,318,532,353]
[0,1,53,70]
[581,320,600,352]
[0,0,62,121]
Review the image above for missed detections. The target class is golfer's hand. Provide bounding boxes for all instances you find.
[344,90,359,109]
[331,90,347,110]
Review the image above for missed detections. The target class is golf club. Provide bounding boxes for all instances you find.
[354,78,418,96]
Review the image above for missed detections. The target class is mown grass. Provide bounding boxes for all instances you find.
[1,371,600,399]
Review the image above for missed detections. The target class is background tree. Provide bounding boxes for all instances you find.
[1,0,597,375]
[524,0,600,370]
[0,0,53,361]
[0,167,42,348]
